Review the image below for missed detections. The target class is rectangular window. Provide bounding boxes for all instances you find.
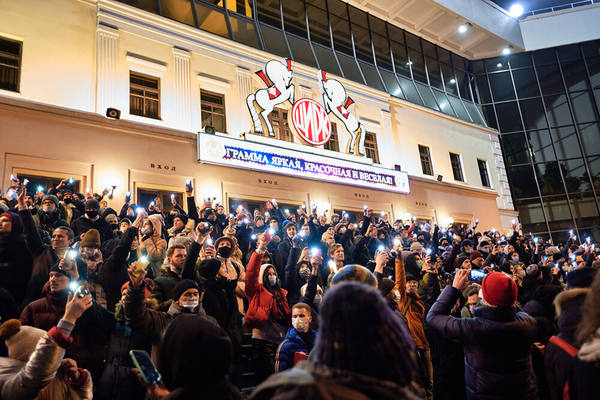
[449,152,464,182]
[200,90,226,132]
[364,132,380,163]
[478,159,491,187]
[0,37,22,92]
[267,108,293,142]
[324,123,339,152]
[130,72,160,119]
[418,145,433,176]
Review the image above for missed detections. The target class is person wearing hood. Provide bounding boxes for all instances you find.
[567,270,600,399]
[214,235,246,311]
[0,208,33,306]
[36,193,69,234]
[20,263,115,382]
[250,281,423,400]
[545,267,597,400]
[246,233,292,383]
[136,213,167,279]
[134,314,241,400]
[167,214,196,245]
[75,229,107,307]
[70,199,114,243]
[274,303,317,372]
[0,291,93,400]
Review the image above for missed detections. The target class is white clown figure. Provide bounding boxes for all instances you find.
[246,58,295,137]
[318,70,366,156]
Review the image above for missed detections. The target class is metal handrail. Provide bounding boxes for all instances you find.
[521,0,597,17]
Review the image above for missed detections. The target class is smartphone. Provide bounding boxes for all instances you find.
[265,228,273,242]
[134,255,149,277]
[470,269,486,282]
[185,179,192,192]
[130,350,162,385]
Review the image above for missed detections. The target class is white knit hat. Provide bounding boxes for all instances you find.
[0,319,46,362]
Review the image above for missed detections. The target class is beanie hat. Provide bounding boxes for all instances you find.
[566,267,597,289]
[198,258,222,279]
[334,222,345,234]
[461,239,473,248]
[49,262,72,279]
[410,242,423,252]
[481,272,517,307]
[405,273,418,283]
[379,278,395,297]
[330,265,377,287]
[80,229,101,248]
[120,218,132,226]
[0,212,13,223]
[85,198,100,210]
[282,220,296,230]
[214,236,235,249]
[526,264,540,277]
[470,251,483,261]
[0,319,46,362]
[173,214,189,225]
[42,194,60,208]
[0,203,8,213]
[172,279,199,301]
[456,255,470,268]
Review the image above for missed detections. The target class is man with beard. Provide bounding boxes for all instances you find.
[37,194,69,235]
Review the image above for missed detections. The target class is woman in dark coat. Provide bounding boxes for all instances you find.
[0,212,33,305]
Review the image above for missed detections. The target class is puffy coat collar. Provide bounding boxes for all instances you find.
[285,327,317,345]
[553,287,589,316]
[474,305,517,323]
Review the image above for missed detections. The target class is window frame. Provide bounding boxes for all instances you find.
[418,144,434,176]
[129,71,161,120]
[477,158,492,188]
[0,36,22,93]
[323,122,340,152]
[200,89,227,133]
[266,107,293,142]
[364,131,380,163]
[449,151,465,182]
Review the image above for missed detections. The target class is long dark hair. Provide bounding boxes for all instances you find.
[576,272,600,345]
[313,281,418,386]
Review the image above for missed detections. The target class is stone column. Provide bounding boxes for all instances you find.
[173,47,192,130]
[96,24,119,114]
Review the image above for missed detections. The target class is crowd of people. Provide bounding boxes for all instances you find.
[1,175,600,400]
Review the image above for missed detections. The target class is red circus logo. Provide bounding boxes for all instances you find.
[291,98,332,145]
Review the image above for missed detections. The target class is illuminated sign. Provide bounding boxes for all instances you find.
[198,133,409,194]
[291,98,331,145]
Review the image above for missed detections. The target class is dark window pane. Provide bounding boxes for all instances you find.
[349,6,372,63]
[501,132,531,165]
[282,1,307,38]
[514,198,546,230]
[0,37,21,92]
[313,44,342,76]
[372,31,392,70]
[433,89,456,117]
[415,82,440,111]
[537,64,565,95]
[481,105,497,129]
[449,152,464,181]
[408,49,427,83]
[452,53,466,71]
[471,60,484,74]
[456,71,472,101]
[391,40,410,78]
[465,101,486,126]
[477,159,491,187]
[448,95,471,122]
[397,76,423,106]
[287,34,317,68]
[438,47,451,64]
[358,61,385,91]
[544,94,573,127]
[256,0,282,27]
[426,57,442,89]
[508,165,539,198]
[230,15,261,50]
[160,0,194,26]
[570,191,600,227]
[485,57,507,72]
[563,158,591,192]
[306,3,331,47]
[475,75,492,103]
[259,24,290,58]
[557,44,582,63]
[513,68,540,98]
[587,155,600,192]
[543,196,574,230]
[533,48,557,66]
[495,101,522,133]
[520,98,548,130]
[379,69,402,98]
[330,13,353,56]
[405,31,420,51]
[194,2,229,38]
[509,53,532,68]
[422,40,436,59]
[562,61,590,92]
[588,57,600,89]
[527,129,555,163]
[419,145,433,176]
[336,51,364,83]
[570,91,599,123]
[579,123,600,156]
[441,63,457,95]
[536,162,567,196]
[551,126,582,159]
[582,40,600,59]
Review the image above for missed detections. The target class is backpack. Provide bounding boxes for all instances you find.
[549,335,578,400]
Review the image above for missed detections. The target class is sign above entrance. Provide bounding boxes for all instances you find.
[245,59,366,156]
[198,133,409,194]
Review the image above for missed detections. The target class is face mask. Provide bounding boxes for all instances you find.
[270,225,278,231]
[43,204,56,213]
[63,197,72,204]
[314,294,322,305]
[181,300,198,310]
[111,223,118,230]
[416,260,423,270]
[512,256,519,263]
[480,248,489,254]
[218,246,232,258]
[299,268,310,281]
[466,249,473,254]
[141,228,153,236]
[292,316,308,332]
[86,211,98,219]
[268,276,277,286]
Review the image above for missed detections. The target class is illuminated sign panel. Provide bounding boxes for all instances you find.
[291,98,331,145]
[198,134,409,194]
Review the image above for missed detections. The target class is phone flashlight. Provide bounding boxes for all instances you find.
[67,250,77,260]
[136,207,144,214]
[284,209,289,214]
[353,223,358,228]
[126,192,131,199]
[268,228,275,235]
[206,238,213,246]
[413,234,417,238]
[150,201,155,207]
[302,204,306,209]
[37,185,44,192]
[251,234,257,240]
[264,212,270,217]
[229,213,234,218]
[377,245,385,252]
[328,259,337,273]
[22,178,29,185]
[569,230,573,235]
[426,248,432,255]
[170,194,175,200]
[10,174,15,181]
[511,219,516,224]
[475,219,479,223]
[363,205,368,210]
[533,237,539,243]
[298,230,306,237]
[243,218,249,224]
[68,178,74,184]
[380,211,385,216]
[185,179,191,186]
[311,247,319,256]
[68,281,79,292]
[586,237,591,243]
[393,238,401,246]
[271,198,276,203]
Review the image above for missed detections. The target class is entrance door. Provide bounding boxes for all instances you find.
[228,196,304,220]
[137,188,184,212]
[16,172,81,194]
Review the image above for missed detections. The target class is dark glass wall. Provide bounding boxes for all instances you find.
[473,40,600,243]
[116,0,486,126]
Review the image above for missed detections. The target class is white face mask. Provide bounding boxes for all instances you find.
[268,276,277,286]
[292,316,309,332]
[511,256,519,263]
[181,300,198,310]
[42,204,56,213]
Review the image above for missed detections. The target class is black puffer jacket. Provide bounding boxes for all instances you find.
[0,215,33,305]
[427,286,539,400]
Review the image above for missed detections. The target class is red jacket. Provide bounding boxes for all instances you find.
[245,251,291,329]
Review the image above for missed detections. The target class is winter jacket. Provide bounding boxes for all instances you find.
[0,326,72,400]
[36,209,69,233]
[395,258,429,350]
[20,289,115,380]
[568,328,600,400]
[70,215,113,243]
[140,215,167,278]
[249,361,424,400]
[426,285,539,400]
[545,287,588,400]
[151,266,181,311]
[275,328,317,372]
[0,228,33,306]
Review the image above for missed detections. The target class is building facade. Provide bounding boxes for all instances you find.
[0,0,517,231]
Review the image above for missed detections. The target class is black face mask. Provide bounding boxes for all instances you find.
[63,197,72,204]
[86,210,98,219]
[111,223,119,230]
[218,246,232,258]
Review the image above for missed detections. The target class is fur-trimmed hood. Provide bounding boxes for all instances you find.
[553,287,589,316]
